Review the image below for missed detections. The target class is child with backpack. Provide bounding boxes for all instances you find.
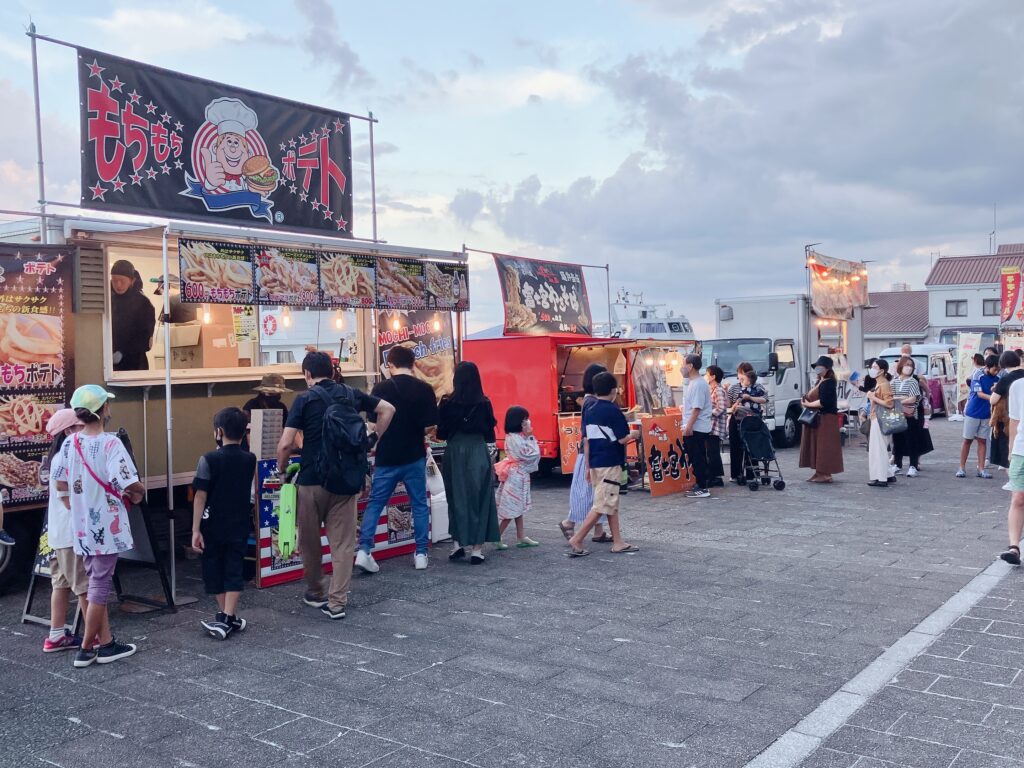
[494,406,541,549]
[191,407,257,639]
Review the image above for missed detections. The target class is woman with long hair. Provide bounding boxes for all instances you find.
[891,356,923,477]
[866,359,895,488]
[727,362,767,484]
[560,363,611,543]
[438,361,500,564]
[798,356,844,483]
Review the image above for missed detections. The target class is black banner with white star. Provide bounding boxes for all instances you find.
[78,47,354,237]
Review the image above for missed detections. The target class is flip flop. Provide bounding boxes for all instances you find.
[591,534,614,543]
[516,538,539,548]
[567,548,590,558]
[558,522,574,540]
[611,545,640,554]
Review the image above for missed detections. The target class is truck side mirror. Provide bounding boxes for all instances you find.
[768,352,779,372]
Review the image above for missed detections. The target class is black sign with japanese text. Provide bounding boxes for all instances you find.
[78,47,353,236]
[493,254,591,335]
[0,245,74,508]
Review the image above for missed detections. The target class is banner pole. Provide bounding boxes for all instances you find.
[368,110,378,242]
[162,226,176,601]
[28,22,48,245]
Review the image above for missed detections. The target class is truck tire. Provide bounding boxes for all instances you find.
[0,509,43,594]
[774,409,800,449]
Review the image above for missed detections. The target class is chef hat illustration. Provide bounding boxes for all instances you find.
[205,97,258,137]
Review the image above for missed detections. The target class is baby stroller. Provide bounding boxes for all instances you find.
[738,416,786,491]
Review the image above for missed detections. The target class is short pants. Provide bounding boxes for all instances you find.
[1010,455,1024,493]
[963,416,992,440]
[201,536,247,594]
[83,553,119,605]
[589,466,622,517]
[50,547,87,596]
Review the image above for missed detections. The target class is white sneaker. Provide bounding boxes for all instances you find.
[414,553,428,570]
[355,550,379,574]
[907,467,919,477]
[890,465,903,476]
[1004,482,1013,491]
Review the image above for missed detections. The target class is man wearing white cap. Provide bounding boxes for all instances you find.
[201,97,257,192]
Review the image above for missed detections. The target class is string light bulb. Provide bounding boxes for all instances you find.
[645,357,654,366]
[201,303,211,324]
[392,318,401,331]
[281,306,291,328]
[334,310,344,330]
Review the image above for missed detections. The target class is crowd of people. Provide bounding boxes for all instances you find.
[23,339,1024,669]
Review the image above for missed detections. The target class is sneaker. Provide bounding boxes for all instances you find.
[890,466,903,476]
[414,553,428,570]
[303,592,328,609]
[321,605,346,620]
[494,542,509,551]
[449,543,466,560]
[1003,482,1013,491]
[43,629,82,653]
[355,550,379,574]
[686,489,711,498]
[907,467,919,478]
[886,477,897,484]
[228,615,247,633]
[201,614,230,640]
[470,552,486,565]
[95,638,137,665]
[978,471,994,479]
[0,529,14,546]
[516,538,540,548]
[955,469,966,478]
[73,647,98,668]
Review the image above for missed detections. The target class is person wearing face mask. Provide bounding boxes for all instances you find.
[866,360,896,487]
[727,362,767,484]
[958,354,1000,479]
[681,354,713,499]
[109,260,156,372]
[891,356,923,477]
[798,356,844,483]
[704,365,728,487]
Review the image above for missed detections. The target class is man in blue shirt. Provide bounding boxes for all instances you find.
[567,372,639,558]
[958,354,999,479]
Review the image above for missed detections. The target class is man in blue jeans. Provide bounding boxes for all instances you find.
[356,345,439,572]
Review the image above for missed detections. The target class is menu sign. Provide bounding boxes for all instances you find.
[426,261,470,311]
[254,247,319,306]
[377,257,427,310]
[0,245,74,506]
[179,239,254,304]
[640,415,695,497]
[493,253,591,335]
[320,251,375,308]
[377,309,455,399]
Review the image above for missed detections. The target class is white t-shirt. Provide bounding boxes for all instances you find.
[45,449,73,551]
[1010,377,1024,457]
[56,432,139,557]
[683,375,713,434]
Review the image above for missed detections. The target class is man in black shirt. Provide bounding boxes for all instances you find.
[356,346,440,574]
[276,352,394,619]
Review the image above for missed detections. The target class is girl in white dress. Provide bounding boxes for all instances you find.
[495,406,541,549]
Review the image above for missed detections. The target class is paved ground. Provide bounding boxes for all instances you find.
[0,419,1018,768]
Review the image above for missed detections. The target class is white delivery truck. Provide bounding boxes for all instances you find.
[704,295,865,447]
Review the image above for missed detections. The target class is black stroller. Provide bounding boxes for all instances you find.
[738,416,786,491]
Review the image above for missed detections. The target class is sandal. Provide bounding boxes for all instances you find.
[558,521,574,540]
[611,544,640,554]
[516,538,539,548]
[567,547,590,558]
[1000,545,1021,566]
[591,534,614,543]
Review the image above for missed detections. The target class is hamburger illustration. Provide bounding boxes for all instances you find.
[242,155,279,195]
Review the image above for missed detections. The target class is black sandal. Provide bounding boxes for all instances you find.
[1000,545,1021,566]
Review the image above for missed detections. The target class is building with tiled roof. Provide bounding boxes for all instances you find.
[862,290,929,358]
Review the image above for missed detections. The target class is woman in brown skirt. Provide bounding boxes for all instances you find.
[799,356,844,483]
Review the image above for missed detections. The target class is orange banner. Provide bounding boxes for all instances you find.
[640,415,695,497]
[557,414,581,474]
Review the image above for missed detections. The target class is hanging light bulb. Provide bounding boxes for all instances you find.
[392,318,401,331]
[658,358,666,367]
[807,256,816,264]
[281,306,291,328]
[645,357,654,366]
[202,303,211,324]
[334,310,344,330]
[433,315,441,332]
[821,270,829,277]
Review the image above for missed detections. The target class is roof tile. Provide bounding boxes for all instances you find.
[926,247,1024,286]
[864,290,929,335]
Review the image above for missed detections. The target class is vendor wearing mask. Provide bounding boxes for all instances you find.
[110,259,156,372]
[243,374,291,422]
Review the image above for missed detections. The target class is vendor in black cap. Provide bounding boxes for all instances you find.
[110,259,156,372]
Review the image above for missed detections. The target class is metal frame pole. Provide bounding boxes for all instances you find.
[368,111,378,242]
[605,263,611,337]
[161,226,176,601]
[28,22,48,245]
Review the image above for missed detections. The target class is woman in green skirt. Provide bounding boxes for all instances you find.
[438,361,499,564]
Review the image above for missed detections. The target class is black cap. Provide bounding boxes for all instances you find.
[812,355,834,369]
[110,259,136,278]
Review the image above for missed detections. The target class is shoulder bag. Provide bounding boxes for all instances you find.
[798,408,820,428]
[876,406,908,436]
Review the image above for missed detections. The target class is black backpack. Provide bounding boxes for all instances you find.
[311,385,369,496]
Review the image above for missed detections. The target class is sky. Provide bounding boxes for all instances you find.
[0,0,1020,335]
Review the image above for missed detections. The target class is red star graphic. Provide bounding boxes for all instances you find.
[321,124,330,137]
[323,208,333,221]
[174,120,183,131]
[144,101,158,114]
[309,128,319,141]
[86,59,104,78]
[128,90,141,104]
[333,118,345,133]
[299,192,308,202]
[160,164,171,174]
[174,160,184,170]
[88,182,107,201]
[299,133,307,143]
[288,138,296,148]
[336,217,348,230]
[111,179,126,192]
[130,172,143,185]
[146,167,158,179]
[109,76,124,92]
[311,199,321,211]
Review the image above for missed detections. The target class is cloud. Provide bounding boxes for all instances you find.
[294,0,373,94]
[90,2,258,57]
[455,0,1024,328]
[449,190,485,227]
[352,141,400,166]
[514,38,560,67]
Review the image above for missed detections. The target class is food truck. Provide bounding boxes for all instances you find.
[463,334,698,471]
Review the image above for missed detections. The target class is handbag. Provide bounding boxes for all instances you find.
[859,419,871,436]
[876,406,908,436]
[798,408,820,428]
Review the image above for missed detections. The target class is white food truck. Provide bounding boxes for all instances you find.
[704,295,865,447]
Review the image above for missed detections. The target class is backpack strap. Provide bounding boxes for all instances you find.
[311,383,354,410]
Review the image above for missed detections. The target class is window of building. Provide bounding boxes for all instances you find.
[983,298,1000,317]
[945,300,968,317]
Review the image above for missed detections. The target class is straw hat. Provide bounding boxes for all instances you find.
[253,373,291,394]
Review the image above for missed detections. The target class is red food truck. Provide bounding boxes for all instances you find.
[463,334,698,471]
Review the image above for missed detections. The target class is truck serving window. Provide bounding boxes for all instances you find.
[702,338,772,375]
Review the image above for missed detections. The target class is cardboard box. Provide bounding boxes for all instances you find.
[153,322,202,355]
[155,322,238,369]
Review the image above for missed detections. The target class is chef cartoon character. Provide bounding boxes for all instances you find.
[201,98,257,192]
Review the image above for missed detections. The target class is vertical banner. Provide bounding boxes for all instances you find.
[557,414,581,474]
[0,245,75,507]
[1001,266,1022,323]
[376,309,456,400]
[78,47,353,236]
[492,253,591,335]
[808,251,869,320]
[640,415,695,497]
[956,332,983,404]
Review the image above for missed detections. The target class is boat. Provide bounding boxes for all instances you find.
[594,289,696,341]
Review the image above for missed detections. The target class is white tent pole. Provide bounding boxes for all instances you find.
[28,22,48,245]
[161,226,176,601]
